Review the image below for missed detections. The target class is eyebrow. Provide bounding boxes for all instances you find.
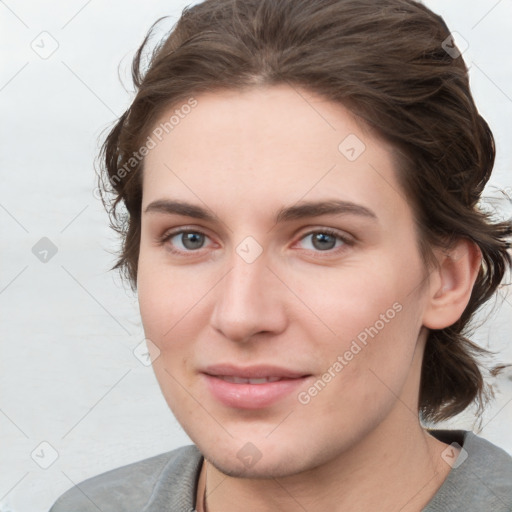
[144,199,377,223]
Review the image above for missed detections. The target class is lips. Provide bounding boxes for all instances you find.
[201,363,312,409]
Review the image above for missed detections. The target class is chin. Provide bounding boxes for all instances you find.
[196,434,327,480]
[207,451,314,479]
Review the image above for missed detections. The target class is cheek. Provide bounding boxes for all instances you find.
[137,260,200,411]
[137,267,169,339]
[137,252,207,343]
[289,261,403,342]
[299,299,421,438]
[294,256,423,391]
[137,256,216,408]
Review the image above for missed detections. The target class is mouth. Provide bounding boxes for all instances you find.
[201,364,312,409]
[215,375,291,384]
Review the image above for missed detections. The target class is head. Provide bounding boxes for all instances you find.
[98,0,511,476]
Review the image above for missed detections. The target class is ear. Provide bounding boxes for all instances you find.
[422,238,482,330]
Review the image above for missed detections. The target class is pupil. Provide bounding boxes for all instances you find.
[313,233,335,250]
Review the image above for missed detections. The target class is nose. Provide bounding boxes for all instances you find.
[209,248,288,343]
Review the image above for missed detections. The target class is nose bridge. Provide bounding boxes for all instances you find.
[210,244,285,342]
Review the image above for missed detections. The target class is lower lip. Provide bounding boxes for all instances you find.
[202,374,310,409]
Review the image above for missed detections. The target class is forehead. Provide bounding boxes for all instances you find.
[146,84,376,164]
[141,84,408,225]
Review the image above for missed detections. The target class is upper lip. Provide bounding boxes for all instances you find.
[202,364,310,379]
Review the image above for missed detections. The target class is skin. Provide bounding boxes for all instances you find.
[137,84,481,511]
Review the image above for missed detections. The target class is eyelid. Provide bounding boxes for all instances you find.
[295,226,354,244]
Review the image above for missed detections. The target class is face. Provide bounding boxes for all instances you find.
[137,84,431,478]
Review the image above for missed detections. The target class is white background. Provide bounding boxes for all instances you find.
[1,1,511,511]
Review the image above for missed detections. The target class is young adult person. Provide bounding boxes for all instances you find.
[50,0,512,510]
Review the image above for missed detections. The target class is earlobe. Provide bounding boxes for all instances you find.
[422,239,482,330]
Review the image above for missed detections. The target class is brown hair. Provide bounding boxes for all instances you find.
[97,0,512,423]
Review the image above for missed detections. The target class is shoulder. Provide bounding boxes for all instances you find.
[462,430,512,503]
[425,429,512,512]
[49,444,203,512]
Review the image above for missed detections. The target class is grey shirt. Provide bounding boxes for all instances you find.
[49,429,512,511]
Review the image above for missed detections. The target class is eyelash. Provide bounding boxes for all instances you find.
[158,227,353,258]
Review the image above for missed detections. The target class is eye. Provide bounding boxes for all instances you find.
[296,229,351,253]
[160,229,213,254]
[159,227,352,257]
